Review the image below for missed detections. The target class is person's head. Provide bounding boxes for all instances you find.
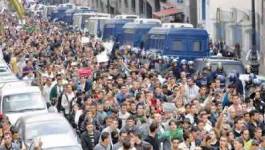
[250,110,260,122]
[3,132,12,146]
[242,129,250,141]
[65,84,73,93]
[187,78,194,87]
[122,136,131,150]
[171,138,180,150]
[219,136,228,148]
[126,116,135,127]
[254,127,263,139]
[244,112,251,122]
[129,130,142,143]
[136,103,145,116]
[233,138,244,150]
[56,74,63,86]
[121,103,127,113]
[97,103,104,112]
[190,104,198,114]
[86,121,94,133]
[101,132,110,145]
[199,86,207,96]
[119,130,128,141]
[235,117,244,131]
[153,112,162,123]
[110,118,119,129]
[232,94,240,105]
[169,119,178,130]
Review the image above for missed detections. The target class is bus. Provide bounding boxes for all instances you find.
[85,16,111,38]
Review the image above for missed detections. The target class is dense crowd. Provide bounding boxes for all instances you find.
[1,8,265,150]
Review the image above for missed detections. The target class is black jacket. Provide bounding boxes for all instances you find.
[81,130,100,150]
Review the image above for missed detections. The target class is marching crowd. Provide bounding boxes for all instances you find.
[1,8,265,150]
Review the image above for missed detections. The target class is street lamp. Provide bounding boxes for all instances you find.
[249,0,259,74]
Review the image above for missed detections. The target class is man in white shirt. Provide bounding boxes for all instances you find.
[118,103,130,128]
[185,78,199,104]
[61,84,75,117]
[42,76,53,104]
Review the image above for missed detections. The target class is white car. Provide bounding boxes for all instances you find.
[29,134,82,150]
[0,82,48,124]
[15,113,79,148]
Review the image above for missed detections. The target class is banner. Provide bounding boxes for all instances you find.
[78,67,93,78]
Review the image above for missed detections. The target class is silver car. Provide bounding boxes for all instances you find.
[29,134,82,150]
[15,113,79,147]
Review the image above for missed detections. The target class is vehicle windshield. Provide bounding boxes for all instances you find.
[210,63,244,74]
[194,60,245,74]
[3,93,46,113]
[26,121,71,140]
[86,20,97,35]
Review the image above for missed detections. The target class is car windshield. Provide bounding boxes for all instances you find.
[26,121,71,140]
[45,146,81,150]
[3,93,46,113]
[210,63,244,74]
[194,60,245,74]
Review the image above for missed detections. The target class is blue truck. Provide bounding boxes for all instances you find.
[145,27,209,59]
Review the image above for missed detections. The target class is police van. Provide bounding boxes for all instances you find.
[120,18,161,48]
[145,26,209,59]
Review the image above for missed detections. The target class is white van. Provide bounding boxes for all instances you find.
[0,82,48,124]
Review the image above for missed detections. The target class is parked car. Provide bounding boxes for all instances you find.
[29,134,82,150]
[0,82,48,124]
[15,113,79,148]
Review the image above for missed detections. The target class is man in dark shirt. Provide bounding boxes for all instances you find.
[144,121,160,150]
[81,121,100,150]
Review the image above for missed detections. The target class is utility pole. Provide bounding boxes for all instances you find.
[249,0,259,74]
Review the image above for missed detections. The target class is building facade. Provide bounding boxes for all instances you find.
[82,0,195,24]
[197,0,265,73]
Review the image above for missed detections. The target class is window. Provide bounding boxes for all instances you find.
[124,28,135,34]
[125,0,128,8]
[171,40,183,51]
[150,35,166,40]
[139,0,144,14]
[202,0,206,20]
[132,0,136,12]
[193,41,201,51]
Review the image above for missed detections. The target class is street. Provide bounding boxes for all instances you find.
[0,0,265,150]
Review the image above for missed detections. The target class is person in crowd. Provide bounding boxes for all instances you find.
[81,121,100,150]
[94,132,111,150]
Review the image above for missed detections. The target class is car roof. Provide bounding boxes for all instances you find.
[33,134,80,149]
[0,82,40,96]
[22,113,66,124]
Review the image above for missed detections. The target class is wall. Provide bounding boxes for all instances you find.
[197,0,263,70]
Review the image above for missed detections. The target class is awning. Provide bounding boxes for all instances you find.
[153,8,182,18]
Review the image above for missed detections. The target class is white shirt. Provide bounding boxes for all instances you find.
[42,84,52,103]
[74,110,83,125]
[118,111,130,127]
[61,92,75,114]
[185,84,199,103]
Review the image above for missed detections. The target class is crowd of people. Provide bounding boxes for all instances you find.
[1,7,265,150]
